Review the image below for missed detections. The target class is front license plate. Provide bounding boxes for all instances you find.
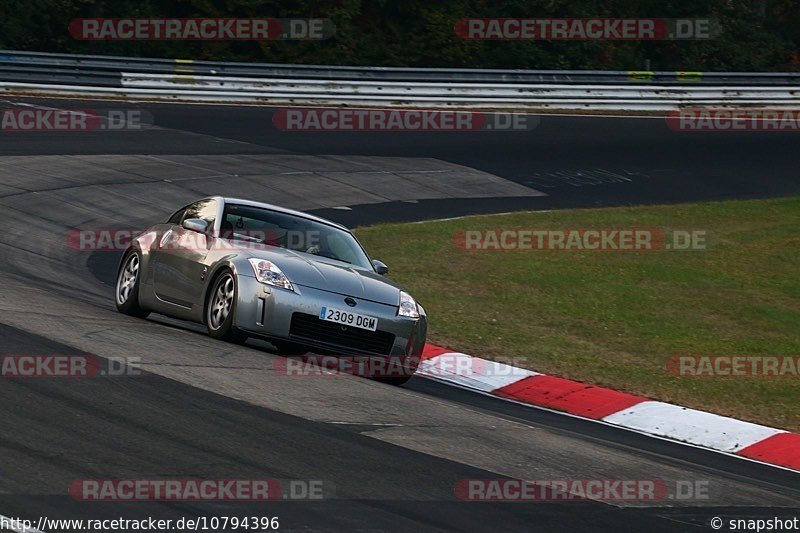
[319,306,378,331]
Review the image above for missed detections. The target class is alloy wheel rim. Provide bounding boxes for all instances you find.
[208,275,234,330]
[116,253,139,305]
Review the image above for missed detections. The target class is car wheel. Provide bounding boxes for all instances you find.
[115,250,150,318]
[205,270,248,343]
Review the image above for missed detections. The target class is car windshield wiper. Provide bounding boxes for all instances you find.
[319,253,352,264]
[232,233,263,243]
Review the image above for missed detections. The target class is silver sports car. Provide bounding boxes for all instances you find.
[115,196,427,384]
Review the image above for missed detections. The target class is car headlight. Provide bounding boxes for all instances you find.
[248,258,294,291]
[398,291,420,318]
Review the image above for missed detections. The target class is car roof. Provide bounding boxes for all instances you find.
[213,196,350,231]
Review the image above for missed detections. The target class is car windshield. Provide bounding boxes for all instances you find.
[220,203,373,269]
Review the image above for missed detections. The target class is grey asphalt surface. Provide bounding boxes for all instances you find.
[0,96,798,532]
[0,324,730,533]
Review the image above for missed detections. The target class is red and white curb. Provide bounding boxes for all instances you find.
[418,344,800,473]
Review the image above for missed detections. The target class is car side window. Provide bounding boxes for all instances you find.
[182,199,218,230]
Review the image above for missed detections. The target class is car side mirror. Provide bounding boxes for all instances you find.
[182,218,209,233]
[372,259,389,275]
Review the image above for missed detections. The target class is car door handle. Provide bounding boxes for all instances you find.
[159,229,173,248]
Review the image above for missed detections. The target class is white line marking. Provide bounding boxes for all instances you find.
[602,401,785,452]
[416,374,800,475]
[408,210,553,224]
[419,352,537,392]
[328,421,404,426]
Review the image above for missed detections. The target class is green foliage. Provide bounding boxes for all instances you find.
[1,0,798,70]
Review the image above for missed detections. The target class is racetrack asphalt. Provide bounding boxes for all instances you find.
[0,96,798,532]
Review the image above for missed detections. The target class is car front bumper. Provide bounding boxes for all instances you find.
[234,274,427,362]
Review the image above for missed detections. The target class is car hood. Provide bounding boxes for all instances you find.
[236,244,402,306]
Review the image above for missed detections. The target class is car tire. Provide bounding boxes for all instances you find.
[205,269,248,344]
[115,250,150,318]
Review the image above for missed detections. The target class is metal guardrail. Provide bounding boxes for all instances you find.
[4,50,800,84]
[1,50,798,111]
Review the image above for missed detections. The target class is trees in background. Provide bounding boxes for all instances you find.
[0,0,798,70]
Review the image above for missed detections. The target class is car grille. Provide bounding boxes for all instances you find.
[289,313,396,355]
